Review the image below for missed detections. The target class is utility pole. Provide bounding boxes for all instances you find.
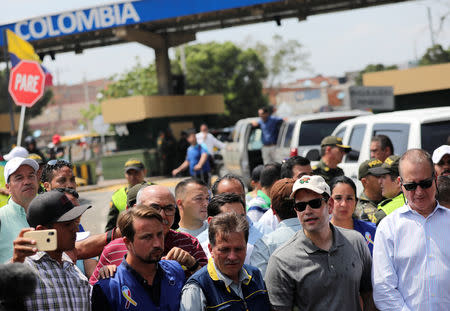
[427,7,436,46]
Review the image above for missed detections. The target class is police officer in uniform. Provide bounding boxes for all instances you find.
[105,159,150,232]
[368,155,405,225]
[312,136,351,184]
[355,158,383,222]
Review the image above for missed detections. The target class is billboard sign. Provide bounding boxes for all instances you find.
[349,86,394,111]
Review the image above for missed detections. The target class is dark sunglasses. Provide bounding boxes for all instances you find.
[54,187,79,199]
[47,159,71,167]
[294,198,325,212]
[401,175,434,191]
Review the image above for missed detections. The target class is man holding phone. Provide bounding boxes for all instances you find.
[18,190,91,310]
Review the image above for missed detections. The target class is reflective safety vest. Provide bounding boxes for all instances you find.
[112,187,128,213]
[379,193,405,216]
[186,259,270,311]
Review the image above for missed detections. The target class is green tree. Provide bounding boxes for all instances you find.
[101,58,159,99]
[355,64,398,85]
[249,35,311,88]
[419,44,450,66]
[176,42,268,124]
[104,42,268,125]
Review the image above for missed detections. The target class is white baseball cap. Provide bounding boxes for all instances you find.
[291,175,331,198]
[4,157,39,182]
[432,145,450,164]
[3,146,29,161]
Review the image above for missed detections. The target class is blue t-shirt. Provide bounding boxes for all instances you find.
[259,116,282,145]
[186,144,210,176]
[353,218,376,255]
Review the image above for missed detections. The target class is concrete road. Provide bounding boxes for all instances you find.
[77,177,186,235]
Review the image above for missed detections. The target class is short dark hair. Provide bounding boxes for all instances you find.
[371,135,394,154]
[329,176,357,198]
[211,174,245,196]
[260,163,281,188]
[209,213,249,247]
[437,175,450,205]
[251,165,264,182]
[207,193,244,217]
[259,107,270,114]
[185,128,196,136]
[118,205,163,242]
[281,156,310,178]
[174,178,207,200]
[41,160,73,183]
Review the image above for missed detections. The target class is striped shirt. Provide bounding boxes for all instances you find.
[89,229,207,285]
[24,252,91,311]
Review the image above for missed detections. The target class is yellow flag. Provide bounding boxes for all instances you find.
[6,29,41,65]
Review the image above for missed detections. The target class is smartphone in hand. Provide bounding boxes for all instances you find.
[24,229,57,251]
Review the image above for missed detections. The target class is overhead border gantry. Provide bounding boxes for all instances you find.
[0,0,409,94]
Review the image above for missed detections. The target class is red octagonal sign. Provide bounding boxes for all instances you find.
[8,60,45,107]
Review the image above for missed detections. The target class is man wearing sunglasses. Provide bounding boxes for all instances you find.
[265,175,375,311]
[373,149,450,310]
[368,155,404,225]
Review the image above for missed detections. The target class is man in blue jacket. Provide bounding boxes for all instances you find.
[180,213,270,311]
[91,205,185,311]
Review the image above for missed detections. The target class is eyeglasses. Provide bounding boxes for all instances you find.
[47,159,71,167]
[149,203,176,216]
[401,175,434,191]
[294,198,325,212]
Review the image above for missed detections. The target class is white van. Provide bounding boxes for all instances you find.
[275,110,371,162]
[332,107,450,179]
[221,117,263,184]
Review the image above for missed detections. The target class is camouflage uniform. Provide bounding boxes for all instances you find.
[355,192,381,223]
[312,159,344,185]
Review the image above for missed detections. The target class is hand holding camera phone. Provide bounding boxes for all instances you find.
[24,229,57,252]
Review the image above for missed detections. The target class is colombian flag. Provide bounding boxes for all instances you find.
[6,29,53,86]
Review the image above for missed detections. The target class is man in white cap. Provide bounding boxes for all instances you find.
[0,157,38,262]
[265,175,375,311]
[432,145,450,177]
[3,146,29,161]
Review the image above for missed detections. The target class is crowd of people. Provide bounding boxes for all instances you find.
[0,108,449,310]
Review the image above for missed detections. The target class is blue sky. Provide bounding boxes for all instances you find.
[1,0,449,85]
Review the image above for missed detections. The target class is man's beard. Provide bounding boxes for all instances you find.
[136,247,163,264]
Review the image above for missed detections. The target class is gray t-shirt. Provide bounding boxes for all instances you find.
[178,221,208,238]
[265,224,372,311]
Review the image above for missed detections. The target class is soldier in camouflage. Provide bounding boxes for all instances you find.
[355,158,384,222]
[312,136,351,185]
